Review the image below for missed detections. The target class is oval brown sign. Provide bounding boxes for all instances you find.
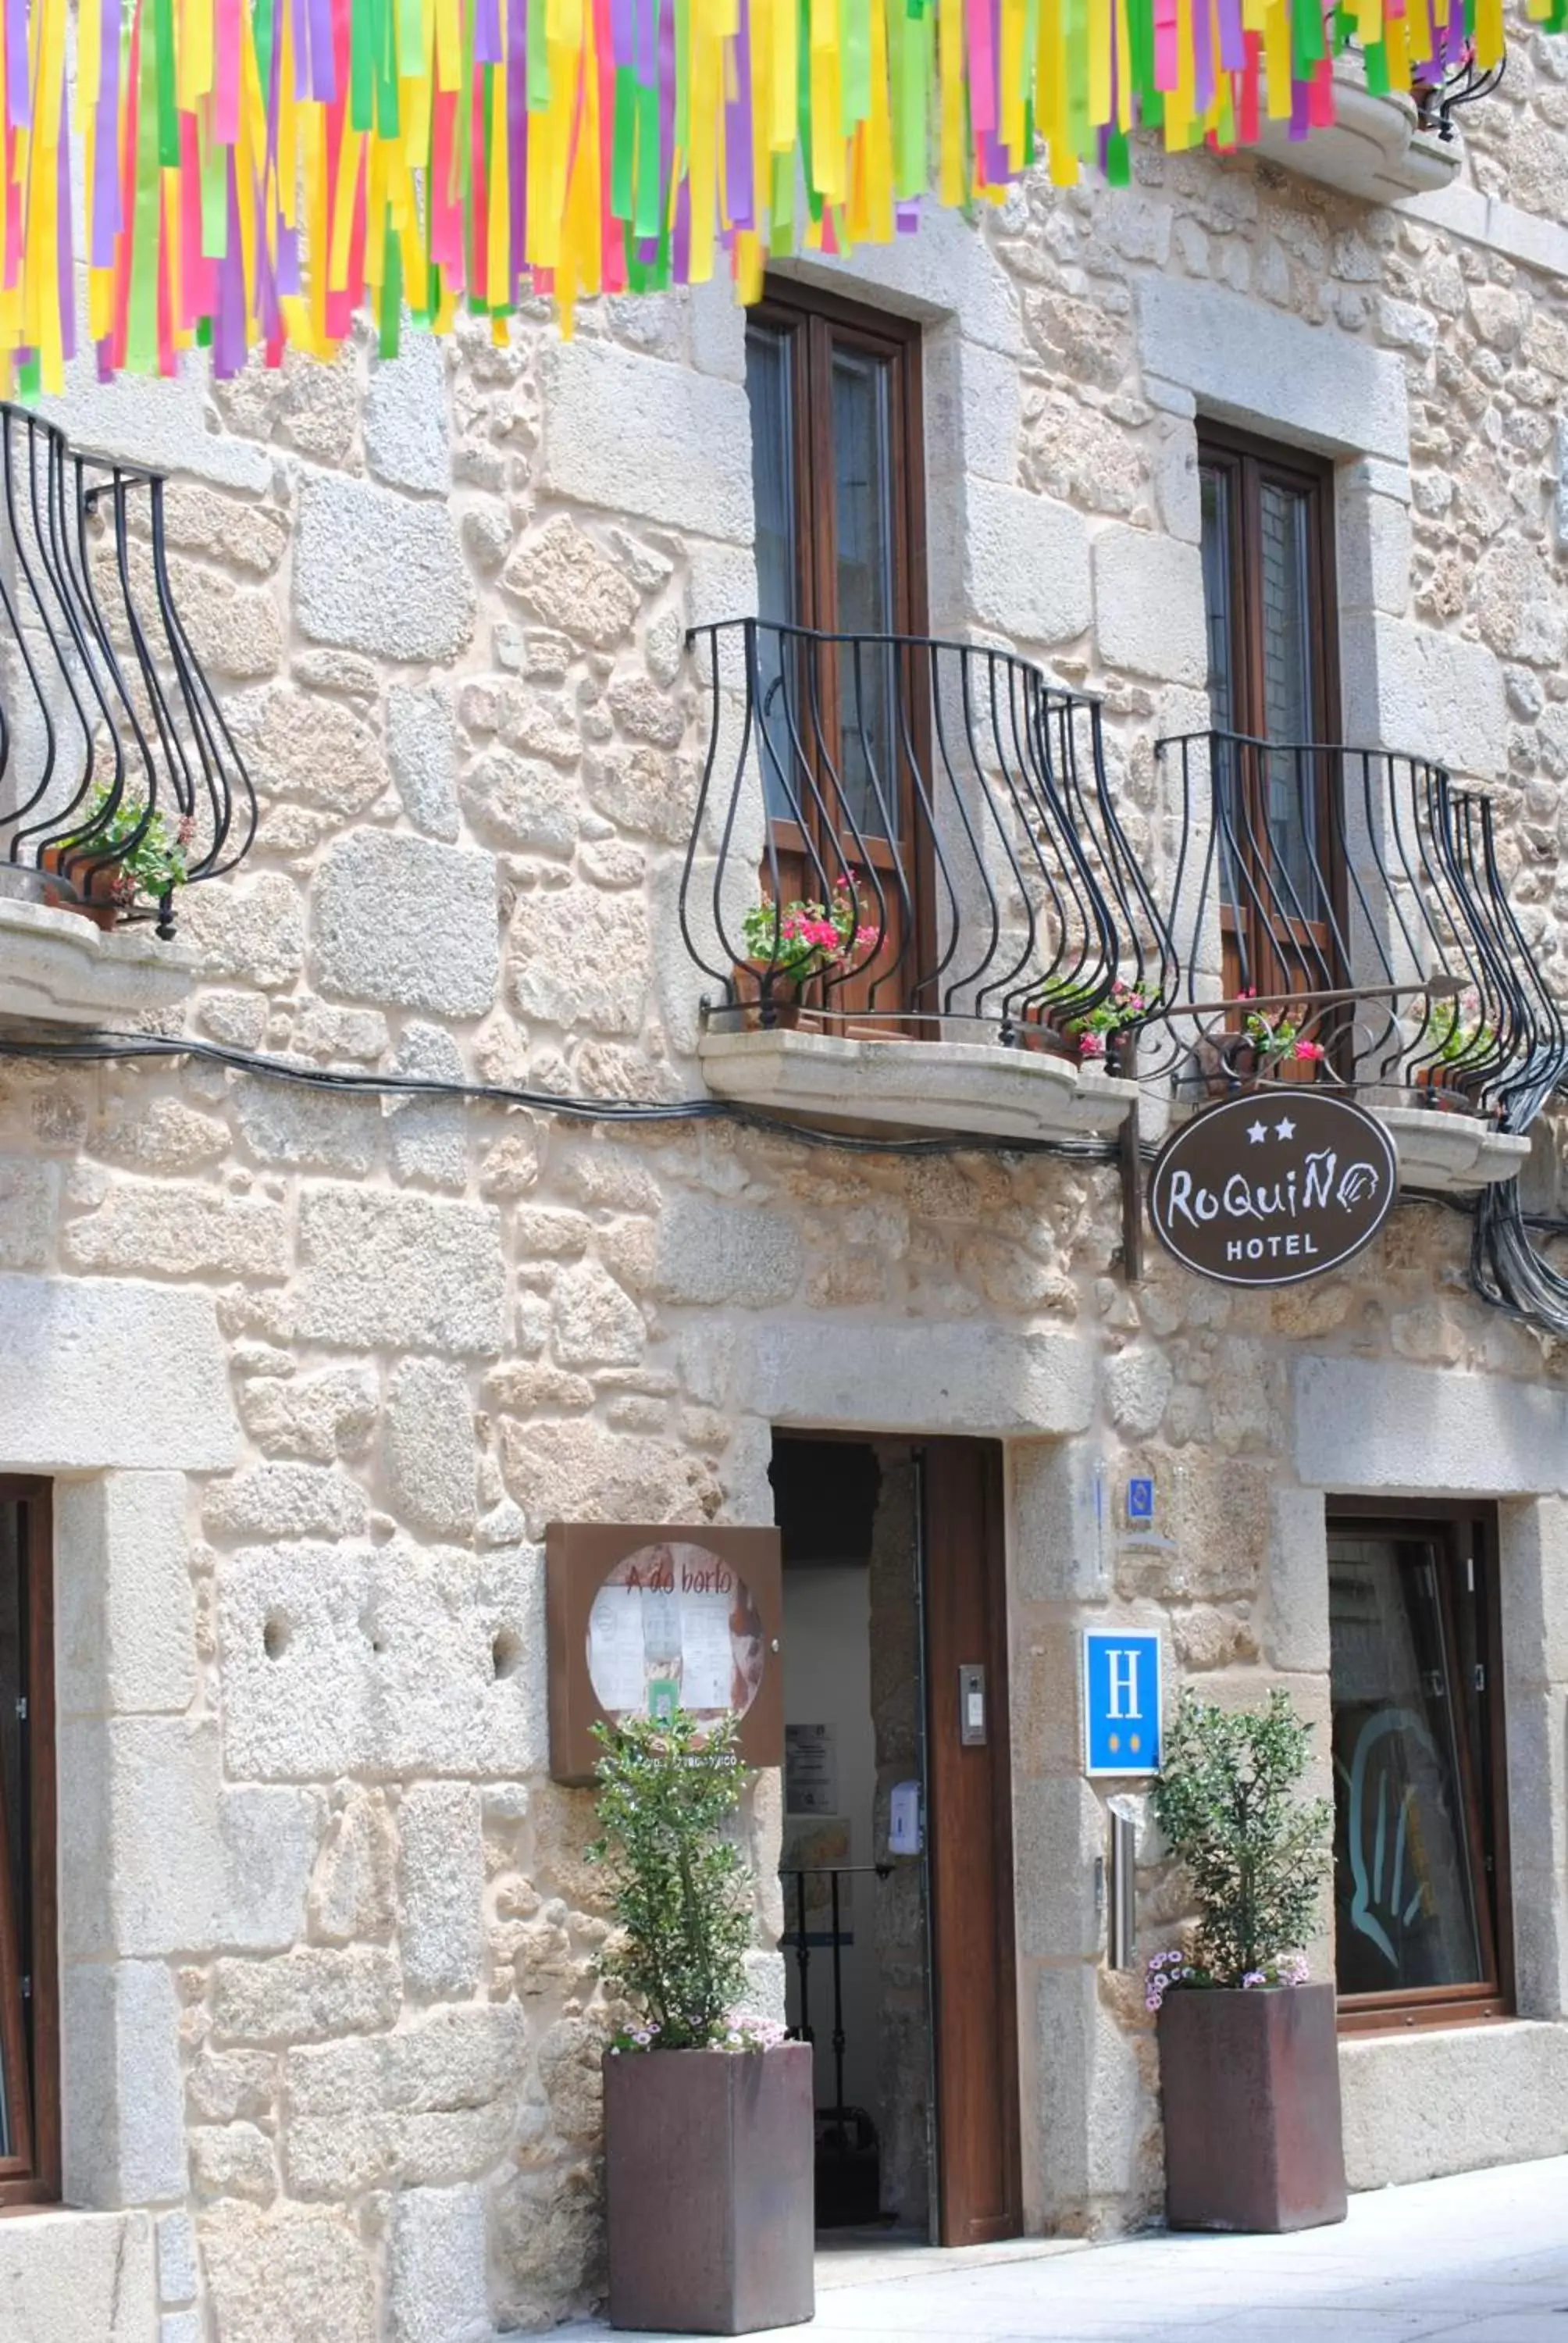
[1149,1090,1398,1286]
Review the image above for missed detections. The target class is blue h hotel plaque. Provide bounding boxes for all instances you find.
[1082,1632,1163,1778]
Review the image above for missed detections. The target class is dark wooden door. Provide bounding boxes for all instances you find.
[921,1439,1022,2246]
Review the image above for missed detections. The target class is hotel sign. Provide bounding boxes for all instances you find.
[1149,1092,1397,1287]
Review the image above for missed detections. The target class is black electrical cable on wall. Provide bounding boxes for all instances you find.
[0,1029,1122,1166]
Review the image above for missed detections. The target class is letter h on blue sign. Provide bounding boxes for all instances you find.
[1082,1632,1162,1777]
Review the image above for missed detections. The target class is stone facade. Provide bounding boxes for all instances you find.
[4,9,1568,2332]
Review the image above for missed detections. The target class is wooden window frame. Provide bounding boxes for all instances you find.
[751,280,928,646]
[0,1477,59,2208]
[1197,419,1342,751]
[1326,1496,1513,2038]
[747,281,932,1022]
[1198,423,1347,1027]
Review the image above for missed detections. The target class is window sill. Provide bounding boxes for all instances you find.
[1378,1104,1531,1196]
[1338,1998,1514,2037]
[1252,72,1461,204]
[0,893,197,1028]
[697,1025,1137,1144]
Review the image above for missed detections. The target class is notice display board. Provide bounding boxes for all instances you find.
[547,1521,783,1783]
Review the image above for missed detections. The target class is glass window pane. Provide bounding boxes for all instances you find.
[1199,465,1236,736]
[1199,465,1243,914]
[747,323,796,633]
[0,1501,23,2158]
[831,346,896,840]
[746,324,801,827]
[1329,1534,1486,1997]
[1260,480,1320,908]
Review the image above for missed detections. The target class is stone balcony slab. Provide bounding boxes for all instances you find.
[0,892,197,1026]
[697,1025,1135,1143]
[1379,1103,1531,1195]
[1252,73,1459,205]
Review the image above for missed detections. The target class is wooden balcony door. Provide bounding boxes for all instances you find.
[744,285,928,1025]
[1198,425,1343,1061]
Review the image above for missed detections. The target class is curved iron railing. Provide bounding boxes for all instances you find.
[680,619,1172,1041]
[0,405,256,938]
[1146,731,1560,1122]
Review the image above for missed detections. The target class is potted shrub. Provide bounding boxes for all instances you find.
[588,1709,813,2335]
[1017,975,1149,1065]
[41,784,194,931]
[1203,997,1326,1095]
[1410,990,1492,1111]
[739,886,878,1028]
[1149,1689,1345,2234]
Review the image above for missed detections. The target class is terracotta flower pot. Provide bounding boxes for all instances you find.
[39,843,123,932]
[1158,1984,1346,2234]
[1204,1034,1264,1097]
[742,968,804,1030]
[604,2042,814,2334]
[1414,1065,1467,1113]
[1014,1009,1077,1059]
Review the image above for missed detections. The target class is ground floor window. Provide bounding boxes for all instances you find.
[1327,1501,1511,2031]
[0,1478,58,2202]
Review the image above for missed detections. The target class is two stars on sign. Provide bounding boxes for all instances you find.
[1246,1116,1295,1143]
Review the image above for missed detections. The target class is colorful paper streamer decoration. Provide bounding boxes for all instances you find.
[0,0,1549,390]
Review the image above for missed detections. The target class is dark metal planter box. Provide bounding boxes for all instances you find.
[604,2042,814,2334]
[1158,1984,1347,2234]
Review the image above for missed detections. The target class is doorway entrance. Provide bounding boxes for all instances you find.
[772,1433,1022,2248]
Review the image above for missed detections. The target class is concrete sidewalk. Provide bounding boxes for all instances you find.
[559,2155,1568,2341]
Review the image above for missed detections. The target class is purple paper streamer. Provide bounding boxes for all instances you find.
[92,0,123,268]
[726,0,754,228]
[1288,71,1310,134]
[672,177,690,281]
[610,0,634,72]
[307,0,337,106]
[1216,0,1245,78]
[6,0,30,130]
[215,170,246,377]
[55,88,74,360]
[658,0,675,241]
[275,217,302,296]
[508,0,529,301]
[476,0,503,62]
[1192,0,1215,119]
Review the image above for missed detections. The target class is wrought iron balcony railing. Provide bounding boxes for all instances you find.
[679,619,1170,1045]
[0,407,255,939]
[1146,730,1561,1125]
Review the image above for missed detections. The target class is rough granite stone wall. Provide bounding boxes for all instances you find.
[7,27,1568,2327]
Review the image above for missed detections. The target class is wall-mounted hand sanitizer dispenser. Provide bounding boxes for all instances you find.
[888,1779,922,1856]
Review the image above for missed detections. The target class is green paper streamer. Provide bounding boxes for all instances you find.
[351,0,375,130]
[380,226,404,351]
[612,66,636,219]
[128,16,164,375]
[154,0,180,166]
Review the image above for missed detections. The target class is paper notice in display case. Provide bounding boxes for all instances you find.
[547,1521,783,1783]
[785,1722,838,1815]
